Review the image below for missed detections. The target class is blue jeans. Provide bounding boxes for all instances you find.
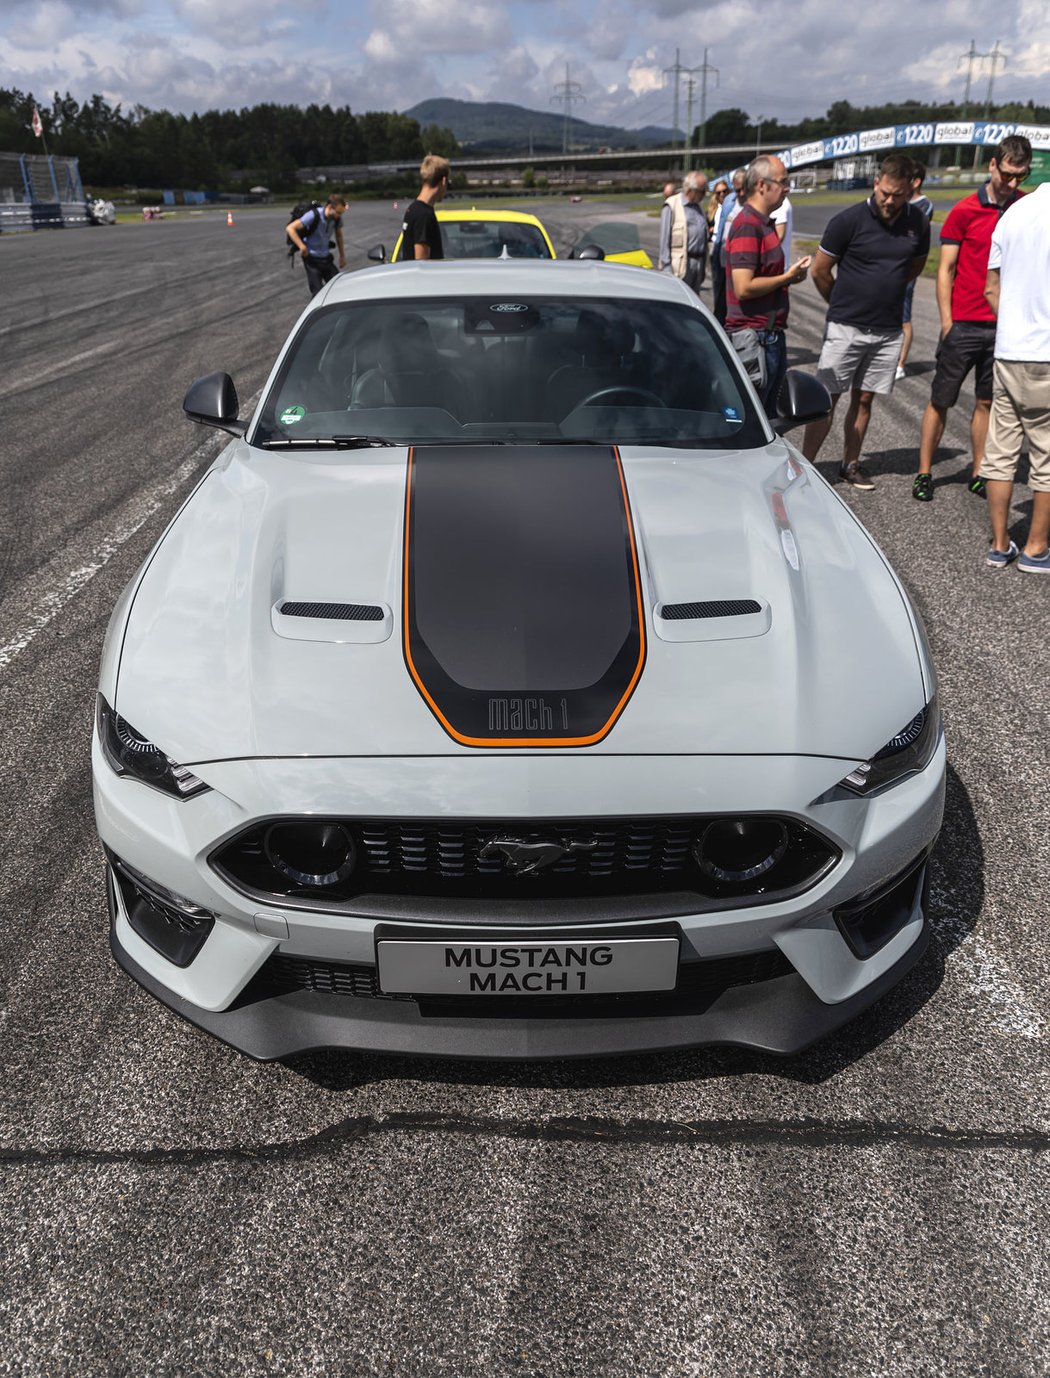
[757,329,787,416]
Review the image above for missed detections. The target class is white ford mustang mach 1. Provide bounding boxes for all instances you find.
[93,259,945,1060]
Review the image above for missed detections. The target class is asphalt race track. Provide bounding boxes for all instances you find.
[1,201,1048,1378]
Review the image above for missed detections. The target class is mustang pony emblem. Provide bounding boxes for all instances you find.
[480,835,597,875]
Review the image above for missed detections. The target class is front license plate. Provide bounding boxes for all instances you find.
[376,937,680,997]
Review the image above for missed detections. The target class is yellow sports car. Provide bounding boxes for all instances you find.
[387,208,556,262]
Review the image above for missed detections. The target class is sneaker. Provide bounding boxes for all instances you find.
[912,473,933,502]
[968,475,987,498]
[895,365,906,381]
[839,461,876,491]
[986,540,1019,569]
[1017,547,1050,574]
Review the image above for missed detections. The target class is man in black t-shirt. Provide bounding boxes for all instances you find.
[400,155,450,260]
[801,153,929,490]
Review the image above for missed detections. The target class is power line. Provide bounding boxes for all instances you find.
[663,48,691,155]
[550,63,586,156]
[696,48,719,154]
[958,39,979,117]
[983,40,1007,117]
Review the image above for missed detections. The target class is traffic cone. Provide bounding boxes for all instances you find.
[227,210,234,227]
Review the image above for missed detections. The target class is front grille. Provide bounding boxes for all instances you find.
[241,947,794,1017]
[362,820,693,881]
[211,815,839,908]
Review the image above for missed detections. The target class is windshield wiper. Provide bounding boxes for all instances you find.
[261,435,398,449]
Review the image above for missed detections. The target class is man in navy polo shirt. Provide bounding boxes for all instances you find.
[802,153,929,489]
[911,136,1031,502]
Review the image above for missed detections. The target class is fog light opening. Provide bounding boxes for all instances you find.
[694,818,789,885]
[264,822,357,889]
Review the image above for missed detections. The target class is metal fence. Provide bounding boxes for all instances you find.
[0,152,88,233]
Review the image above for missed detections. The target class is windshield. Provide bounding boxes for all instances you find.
[394,219,554,260]
[571,222,643,255]
[254,295,766,449]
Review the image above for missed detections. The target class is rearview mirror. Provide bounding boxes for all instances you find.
[577,244,605,261]
[183,372,247,436]
[367,243,387,263]
[770,369,832,435]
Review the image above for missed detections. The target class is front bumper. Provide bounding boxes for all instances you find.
[96,739,945,1060]
[108,871,931,1059]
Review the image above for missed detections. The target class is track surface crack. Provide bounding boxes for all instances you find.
[3,1111,1049,1167]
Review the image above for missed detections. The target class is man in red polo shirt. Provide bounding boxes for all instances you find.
[724,155,811,415]
[912,135,1031,502]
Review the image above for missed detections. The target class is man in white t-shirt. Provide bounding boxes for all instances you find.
[981,180,1050,572]
[772,193,792,265]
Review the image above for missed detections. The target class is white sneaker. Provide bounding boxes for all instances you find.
[894,366,906,381]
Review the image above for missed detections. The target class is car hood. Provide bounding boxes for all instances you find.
[115,440,928,766]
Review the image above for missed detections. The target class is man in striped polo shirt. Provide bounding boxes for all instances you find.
[724,156,812,415]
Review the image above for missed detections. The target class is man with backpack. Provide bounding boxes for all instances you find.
[287,193,347,296]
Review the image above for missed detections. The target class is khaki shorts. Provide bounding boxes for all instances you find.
[815,321,903,397]
[981,360,1050,492]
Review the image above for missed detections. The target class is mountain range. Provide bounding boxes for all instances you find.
[405,98,680,154]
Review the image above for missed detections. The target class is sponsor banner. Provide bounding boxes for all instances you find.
[824,132,860,158]
[859,126,897,152]
[973,121,1050,148]
[895,122,936,146]
[777,147,793,169]
[1014,124,1050,148]
[790,140,826,167]
[935,122,975,143]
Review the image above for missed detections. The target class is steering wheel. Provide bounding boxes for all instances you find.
[578,386,667,409]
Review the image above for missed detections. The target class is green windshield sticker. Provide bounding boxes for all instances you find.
[280,405,306,426]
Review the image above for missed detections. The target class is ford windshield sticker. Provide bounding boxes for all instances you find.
[280,405,306,426]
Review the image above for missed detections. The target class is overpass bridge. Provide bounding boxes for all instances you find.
[306,117,1050,181]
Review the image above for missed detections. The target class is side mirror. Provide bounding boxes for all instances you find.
[367,243,387,263]
[770,369,832,435]
[183,372,247,436]
[577,244,605,261]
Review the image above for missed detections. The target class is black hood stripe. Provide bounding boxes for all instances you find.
[403,444,645,747]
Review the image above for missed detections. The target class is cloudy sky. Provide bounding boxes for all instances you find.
[2,0,1049,131]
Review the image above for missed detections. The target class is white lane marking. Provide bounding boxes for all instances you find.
[0,340,127,399]
[0,395,260,672]
[0,449,208,670]
[938,910,1046,1040]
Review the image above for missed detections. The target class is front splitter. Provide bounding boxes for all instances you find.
[109,892,931,1062]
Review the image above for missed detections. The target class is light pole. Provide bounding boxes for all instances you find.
[755,116,765,158]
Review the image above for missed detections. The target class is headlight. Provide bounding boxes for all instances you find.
[839,694,941,795]
[96,695,210,800]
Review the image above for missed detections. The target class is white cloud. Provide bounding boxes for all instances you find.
[362,0,510,60]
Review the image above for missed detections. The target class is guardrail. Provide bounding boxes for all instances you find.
[0,201,92,234]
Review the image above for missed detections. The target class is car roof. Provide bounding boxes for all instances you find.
[319,259,692,308]
[435,208,547,228]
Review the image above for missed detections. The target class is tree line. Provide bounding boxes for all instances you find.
[3,86,1048,191]
[0,87,459,190]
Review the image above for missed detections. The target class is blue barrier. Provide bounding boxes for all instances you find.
[778,119,1050,170]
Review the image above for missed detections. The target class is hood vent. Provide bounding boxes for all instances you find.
[280,601,384,622]
[661,599,761,621]
[271,599,392,644]
[654,597,771,644]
